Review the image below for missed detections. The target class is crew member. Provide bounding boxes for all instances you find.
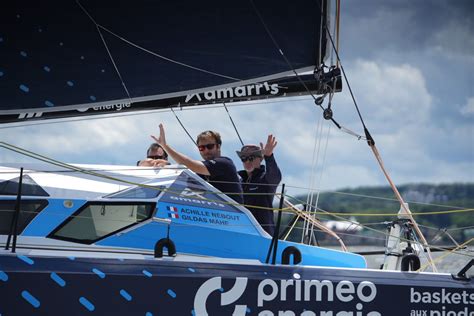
[237,135,281,235]
[152,124,243,204]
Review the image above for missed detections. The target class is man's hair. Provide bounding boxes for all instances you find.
[196,130,222,145]
[147,143,168,159]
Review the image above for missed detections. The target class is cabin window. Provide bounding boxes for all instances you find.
[0,199,48,234]
[49,202,154,244]
[0,175,49,196]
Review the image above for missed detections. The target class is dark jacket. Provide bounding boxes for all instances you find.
[202,156,243,204]
[238,154,282,235]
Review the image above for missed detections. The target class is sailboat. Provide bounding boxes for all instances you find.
[0,0,472,315]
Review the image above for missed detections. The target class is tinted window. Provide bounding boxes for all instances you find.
[0,200,48,234]
[0,175,49,196]
[50,202,154,244]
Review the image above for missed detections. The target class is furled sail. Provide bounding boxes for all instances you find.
[0,0,339,124]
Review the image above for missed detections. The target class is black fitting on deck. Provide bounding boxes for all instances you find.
[154,238,176,258]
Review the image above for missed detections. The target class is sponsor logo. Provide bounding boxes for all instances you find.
[185,82,279,103]
[194,277,381,316]
[194,277,248,316]
[180,188,208,200]
[76,102,131,113]
[410,288,474,316]
[169,195,226,208]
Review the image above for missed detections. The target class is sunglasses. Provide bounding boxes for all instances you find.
[147,155,165,160]
[198,143,217,151]
[241,156,256,162]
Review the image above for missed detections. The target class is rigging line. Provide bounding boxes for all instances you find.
[297,208,474,217]
[170,108,197,146]
[76,0,132,101]
[303,114,323,242]
[431,228,461,248]
[444,225,474,232]
[97,25,239,81]
[303,114,327,243]
[276,214,474,257]
[310,123,332,242]
[249,0,318,106]
[370,145,437,271]
[223,103,244,146]
[1,142,295,211]
[96,25,132,101]
[250,0,362,138]
[168,176,470,211]
[314,0,372,141]
[306,189,470,210]
[317,0,324,67]
[329,0,338,67]
[306,117,327,243]
[0,142,472,216]
[5,208,470,254]
[418,238,474,272]
[287,191,462,223]
[359,209,471,217]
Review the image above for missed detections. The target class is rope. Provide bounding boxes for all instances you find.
[0,144,280,212]
[170,108,197,146]
[301,208,474,217]
[283,193,474,258]
[2,207,472,257]
[315,0,370,135]
[418,238,474,272]
[303,114,324,243]
[309,123,332,243]
[76,0,238,82]
[97,25,239,81]
[249,0,318,104]
[1,163,469,210]
[76,0,132,102]
[369,144,437,271]
[2,158,471,218]
[222,103,244,146]
[0,141,292,212]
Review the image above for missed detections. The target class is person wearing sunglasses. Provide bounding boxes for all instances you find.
[137,143,169,167]
[152,124,243,204]
[236,135,281,235]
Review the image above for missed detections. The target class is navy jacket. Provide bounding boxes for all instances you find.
[238,154,282,235]
[201,156,243,204]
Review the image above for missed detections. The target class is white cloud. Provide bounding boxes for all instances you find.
[460,97,474,116]
[429,21,474,63]
[340,60,432,130]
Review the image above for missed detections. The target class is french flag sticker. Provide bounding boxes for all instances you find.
[167,206,179,219]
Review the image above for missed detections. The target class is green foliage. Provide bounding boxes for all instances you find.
[293,183,474,243]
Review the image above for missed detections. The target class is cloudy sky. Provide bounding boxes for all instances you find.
[1,0,472,197]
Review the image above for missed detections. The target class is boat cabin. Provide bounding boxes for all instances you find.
[0,163,366,268]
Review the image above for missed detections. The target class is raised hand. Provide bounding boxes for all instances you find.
[260,134,277,157]
[151,123,166,147]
